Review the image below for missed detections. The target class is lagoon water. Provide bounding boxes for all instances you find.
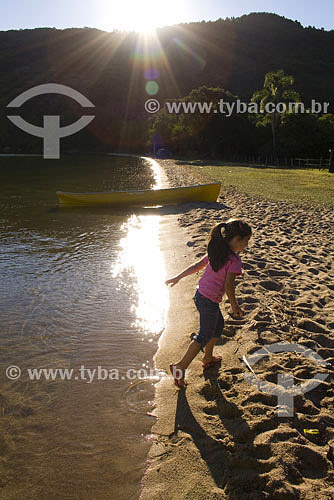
[0,155,169,499]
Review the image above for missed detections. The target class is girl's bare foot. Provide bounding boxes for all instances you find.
[201,355,222,369]
[169,363,187,388]
[202,355,213,364]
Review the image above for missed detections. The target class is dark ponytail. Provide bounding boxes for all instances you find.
[207,218,252,272]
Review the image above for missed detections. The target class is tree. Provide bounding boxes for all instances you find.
[251,69,300,159]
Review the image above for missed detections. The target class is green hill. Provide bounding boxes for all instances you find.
[0,13,333,154]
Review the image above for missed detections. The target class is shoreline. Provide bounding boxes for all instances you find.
[140,159,334,500]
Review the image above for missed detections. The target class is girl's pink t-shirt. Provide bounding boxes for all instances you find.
[196,252,242,303]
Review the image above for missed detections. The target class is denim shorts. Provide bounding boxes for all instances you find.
[192,289,225,351]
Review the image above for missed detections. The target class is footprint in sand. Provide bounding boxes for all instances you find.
[247,270,261,276]
[252,443,273,460]
[295,301,313,309]
[258,331,281,343]
[259,280,283,292]
[292,365,318,379]
[267,269,290,277]
[241,305,258,315]
[253,312,272,322]
[224,367,244,375]
[296,307,317,318]
[285,287,300,296]
[281,293,298,301]
[296,319,329,335]
[313,334,333,348]
[293,446,328,479]
[297,339,319,350]
[240,295,259,305]
[317,347,334,359]
[314,317,327,326]
[242,262,253,270]
[248,259,266,269]
[242,392,277,408]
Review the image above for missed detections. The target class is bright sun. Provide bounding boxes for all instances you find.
[103,0,184,34]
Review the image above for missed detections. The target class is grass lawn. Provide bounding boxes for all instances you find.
[181,162,334,208]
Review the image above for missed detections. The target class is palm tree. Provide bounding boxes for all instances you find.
[252,69,300,160]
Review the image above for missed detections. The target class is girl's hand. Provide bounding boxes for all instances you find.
[231,305,244,319]
[165,276,180,287]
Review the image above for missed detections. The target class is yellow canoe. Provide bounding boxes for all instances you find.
[56,182,221,207]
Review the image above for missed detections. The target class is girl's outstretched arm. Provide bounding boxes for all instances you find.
[224,272,244,317]
[165,255,207,287]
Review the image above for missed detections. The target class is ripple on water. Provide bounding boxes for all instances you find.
[123,378,163,415]
[0,155,168,498]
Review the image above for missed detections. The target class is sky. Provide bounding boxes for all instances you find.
[0,0,333,33]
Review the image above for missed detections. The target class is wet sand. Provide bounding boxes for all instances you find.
[140,159,334,500]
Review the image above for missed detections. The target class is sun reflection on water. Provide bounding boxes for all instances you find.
[111,212,168,337]
[141,156,162,189]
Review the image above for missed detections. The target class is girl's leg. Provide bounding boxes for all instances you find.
[202,307,224,364]
[178,340,202,368]
[202,337,218,364]
[171,292,221,387]
[171,340,202,387]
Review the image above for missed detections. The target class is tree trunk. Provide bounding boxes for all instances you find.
[329,148,334,173]
[271,113,278,164]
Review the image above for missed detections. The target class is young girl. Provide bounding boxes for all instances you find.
[165,218,252,388]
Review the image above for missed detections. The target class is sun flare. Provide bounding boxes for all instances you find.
[103,0,184,33]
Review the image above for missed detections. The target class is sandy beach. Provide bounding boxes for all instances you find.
[140,159,334,500]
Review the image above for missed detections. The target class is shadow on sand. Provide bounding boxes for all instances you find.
[50,200,232,216]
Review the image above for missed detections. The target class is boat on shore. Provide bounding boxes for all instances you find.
[56,182,221,207]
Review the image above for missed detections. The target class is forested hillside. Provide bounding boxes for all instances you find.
[0,12,333,155]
